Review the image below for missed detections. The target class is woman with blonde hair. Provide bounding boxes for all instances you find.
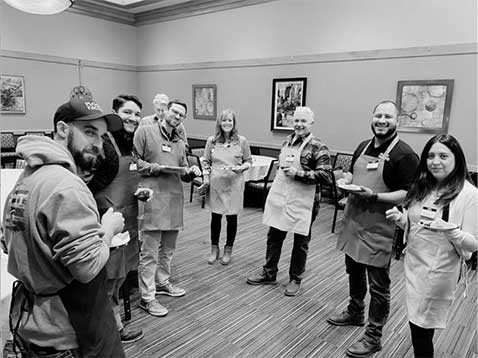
[201,109,252,265]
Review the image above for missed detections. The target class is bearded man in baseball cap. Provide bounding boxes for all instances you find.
[2,97,127,357]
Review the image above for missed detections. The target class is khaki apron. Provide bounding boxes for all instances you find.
[263,134,315,236]
[138,124,186,231]
[404,199,460,329]
[337,136,399,267]
[95,132,139,278]
[207,142,246,215]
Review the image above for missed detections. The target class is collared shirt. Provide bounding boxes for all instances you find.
[351,133,419,191]
[282,132,332,186]
[139,115,188,144]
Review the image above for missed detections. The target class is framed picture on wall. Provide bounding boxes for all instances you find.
[271,77,307,131]
[1,75,26,114]
[396,79,454,134]
[192,84,217,120]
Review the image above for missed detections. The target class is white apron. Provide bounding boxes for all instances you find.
[405,196,461,329]
[207,142,246,215]
[263,134,315,236]
[337,136,399,267]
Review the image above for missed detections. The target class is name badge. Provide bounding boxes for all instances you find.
[162,144,171,152]
[285,155,295,163]
[366,161,379,170]
[129,163,137,171]
[420,206,437,219]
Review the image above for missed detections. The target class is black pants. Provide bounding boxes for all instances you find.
[409,322,435,358]
[210,213,237,246]
[345,255,390,344]
[262,205,318,282]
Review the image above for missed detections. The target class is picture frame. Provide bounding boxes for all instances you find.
[271,77,307,131]
[192,84,217,120]
[396,79,454,134]
[1,75,26,114]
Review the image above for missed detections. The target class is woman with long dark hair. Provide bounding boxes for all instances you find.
[386,134,478,357]
[201,109,252,265]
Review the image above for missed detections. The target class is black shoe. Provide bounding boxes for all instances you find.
[346,337,381,357]
[120,326,144,344]
[246,271,277,285]
[284,280,301,296]
[326,310,365,326]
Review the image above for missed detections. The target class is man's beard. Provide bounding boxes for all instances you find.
[371,123,396,139]
[67,131,101,173]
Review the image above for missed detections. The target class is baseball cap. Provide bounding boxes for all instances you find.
[54,98,122,131]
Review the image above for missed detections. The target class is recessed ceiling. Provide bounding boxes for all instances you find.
[69,0,278,26]
[103,0,144,5]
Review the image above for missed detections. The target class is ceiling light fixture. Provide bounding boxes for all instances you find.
[3,0,74,15]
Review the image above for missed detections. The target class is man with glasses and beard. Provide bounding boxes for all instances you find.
[134,100,201,317]
[2,98,127,358]
[326,101,419,358]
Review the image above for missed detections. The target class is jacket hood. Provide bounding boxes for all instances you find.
[16,135,77,174]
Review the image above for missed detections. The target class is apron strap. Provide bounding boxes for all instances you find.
[106,131,122,158]
[440,202,468,297]
[360,135,400,158]
[287,133,313,152]
[442,203,450,221]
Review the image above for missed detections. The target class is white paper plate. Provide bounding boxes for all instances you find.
[420,221,458,232]
[337,184,363,192]
[110,231,131,248]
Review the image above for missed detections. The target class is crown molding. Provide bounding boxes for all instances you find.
[2,43,475,73]
[68,0,136,25]
[0,49,137,72]
[134,0,278,25]
[68,0,278,26]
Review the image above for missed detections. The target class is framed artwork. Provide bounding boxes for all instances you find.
[396,79,454,134]
[192,84,217,120]
[271,77,307,131]
[1,75,26,114]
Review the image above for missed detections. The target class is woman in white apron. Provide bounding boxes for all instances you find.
[201,109,252,265]
[386,134,478,358]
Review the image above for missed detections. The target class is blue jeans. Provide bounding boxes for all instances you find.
[345,254,390,344]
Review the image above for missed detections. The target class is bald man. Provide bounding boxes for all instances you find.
[247,107,332,296]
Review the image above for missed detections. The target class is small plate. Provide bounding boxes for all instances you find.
[110,231,130,248]
[337,184,364,192]
[420,221,459,232]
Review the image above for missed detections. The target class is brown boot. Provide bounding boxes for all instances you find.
[221,245,233,265]
[207,245,219,264]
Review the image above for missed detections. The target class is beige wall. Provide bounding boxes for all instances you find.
[0,3,137,65]
[0,3,138,132]
[136,0,477,167]
[0,0,476,167]
[138,51,477,167]
[137,0,477,65]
